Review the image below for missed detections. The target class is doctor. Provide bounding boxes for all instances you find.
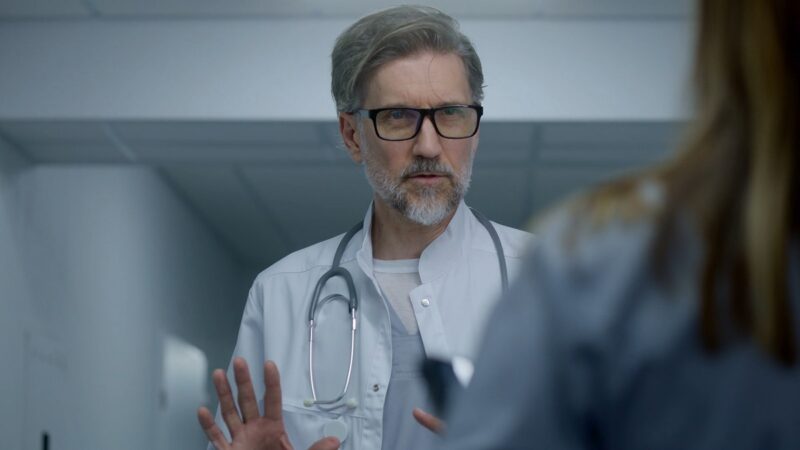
[198,5,532,450]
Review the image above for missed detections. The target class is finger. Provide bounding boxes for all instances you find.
[213,368,243,436]
[233,357,261,422]
[197,406,231,450]
[308,437,341,450]
[263,360,284,421]
[412,408,445,434]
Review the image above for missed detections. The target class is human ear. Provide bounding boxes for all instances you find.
[339,112,363,164]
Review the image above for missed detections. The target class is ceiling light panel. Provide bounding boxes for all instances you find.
[85,0,320,17]
[0,0,93,19]
[44,0,692,19]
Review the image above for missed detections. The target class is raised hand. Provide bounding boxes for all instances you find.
[197,357,340,450]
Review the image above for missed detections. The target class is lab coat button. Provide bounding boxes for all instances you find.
[421,298,431,307]
[372,384,380,392]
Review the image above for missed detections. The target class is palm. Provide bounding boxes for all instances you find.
[227,414,292,450]
[198,358,339,450]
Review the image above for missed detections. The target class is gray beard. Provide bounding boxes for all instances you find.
[362,150,474,227]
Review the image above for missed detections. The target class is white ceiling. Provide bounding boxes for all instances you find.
[0,0,692,20]
[0,0,693,275]
[0,120,683,270]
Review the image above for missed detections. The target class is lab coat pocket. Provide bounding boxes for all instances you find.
[282,399,367,450]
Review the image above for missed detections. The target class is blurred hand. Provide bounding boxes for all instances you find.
[197,357,340,450]
[412,408,446,434]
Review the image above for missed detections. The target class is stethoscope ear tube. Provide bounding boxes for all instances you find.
[307,221,363,406]
[307,268,358,322]
[469,207,509,292]
[307,220,363,323]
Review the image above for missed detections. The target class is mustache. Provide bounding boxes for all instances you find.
[401,158,454,178]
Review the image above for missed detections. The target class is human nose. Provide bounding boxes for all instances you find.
[412,115,443,159]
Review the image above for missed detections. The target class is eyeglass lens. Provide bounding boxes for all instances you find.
[375,106,478,140]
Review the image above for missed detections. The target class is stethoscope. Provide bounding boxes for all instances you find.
[304,208,508,413]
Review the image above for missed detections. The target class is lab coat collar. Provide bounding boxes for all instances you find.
[355,202,377,278]
[354,200,469,284]
[418,201,469,283]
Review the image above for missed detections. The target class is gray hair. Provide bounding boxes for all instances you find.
[331,5,484,113]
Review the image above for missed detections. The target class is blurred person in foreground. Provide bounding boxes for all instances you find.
[198,0,799,448]
[440,0,800,447]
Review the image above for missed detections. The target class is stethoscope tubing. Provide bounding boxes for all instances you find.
[306,208,507,407]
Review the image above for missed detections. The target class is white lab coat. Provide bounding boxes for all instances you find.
[211,201,533,450]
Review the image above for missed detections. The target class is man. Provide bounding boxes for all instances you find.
[198,5,532,450]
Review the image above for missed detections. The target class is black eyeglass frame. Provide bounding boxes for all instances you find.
[353,104,484,141]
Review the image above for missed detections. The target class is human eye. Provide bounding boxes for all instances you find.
[377,109,417,129]
[386,109,414,120]
[439,106,467,118]
[436,107,469,126]
[441,106,463,116]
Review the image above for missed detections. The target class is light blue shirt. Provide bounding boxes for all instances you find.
[440,194,800,449]
[371,258,440,449]
[382,296,439,449]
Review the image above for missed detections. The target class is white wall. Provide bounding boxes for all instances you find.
[0,141,249,449]
[0,136,34,450]
[0,17,692,121]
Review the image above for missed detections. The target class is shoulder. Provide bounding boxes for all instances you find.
[532,179,667,282]
[252,232,348,287]
[533,203,655,286]
[491,221,535,259]
[466,213,534,260]
[523,178,698,336]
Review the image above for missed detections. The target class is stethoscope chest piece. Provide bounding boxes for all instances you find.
[322,418,349,443]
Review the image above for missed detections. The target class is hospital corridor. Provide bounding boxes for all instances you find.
[0,1,730,449]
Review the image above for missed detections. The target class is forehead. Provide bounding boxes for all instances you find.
[363,52,472,108]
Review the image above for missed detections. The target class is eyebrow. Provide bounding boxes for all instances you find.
[369,102,472,109]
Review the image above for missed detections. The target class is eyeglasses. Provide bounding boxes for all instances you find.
[353,105,483,141]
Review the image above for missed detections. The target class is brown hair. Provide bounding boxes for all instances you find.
[582,0,798,364]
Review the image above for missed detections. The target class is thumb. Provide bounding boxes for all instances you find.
[413,407,446,434]
[308,436,340,450]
